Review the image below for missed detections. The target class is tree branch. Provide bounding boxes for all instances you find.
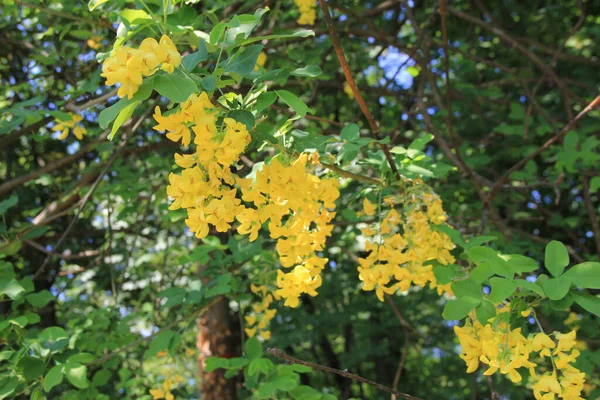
[267,348,423,400]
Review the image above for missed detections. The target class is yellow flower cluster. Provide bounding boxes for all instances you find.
[294,0,317,25]
[149,371,184,400]
[52,112,87,140]
[159,93,251,239]
[156,91,339,308]
[357,190,455,301]
[244,284,278,340]
[238,154,339,307]
[343,82,354,100]
[455,311,586,400]
[101,35,181,99]
[87,35,103,50]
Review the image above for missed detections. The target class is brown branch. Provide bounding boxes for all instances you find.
[0,136,106,196]
[321,162,383,186]
[582,177,600,260]
[438,0,458,149]
[267,348,423,400]
[24,240,100,261]
[487,95,600,202]
[0,116,53,150]
[447,7,575,119]
[318,0,401,181]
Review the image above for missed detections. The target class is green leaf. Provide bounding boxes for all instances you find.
[451,279,482,300]
[244,337,262,360]
[88,0,109,11]
[432,264,461,284]
[22,226,50,240]
[43,365,64,392]
[17,356,45,381]
[276,90,310,117]
[145,330,180,359]
[182,41,208,71]
[563,262,600,288]
[225,44,263,76]
[256,92,277,113]
[92,369,111,387]
[205,357,230,372]
[26,290,54,307]
[442,296,481,320]
[502,254,538,273]
[340,124,359,142]
[200,76,216,92]
[0,195,18,216]
[544,240,569,277]
[240,29,315,46]
[408,133,434,151]
[108,101,138,141]
[154,73,198,103]
[542,277,571,300]
[488,277,517,303]
[99,78,153,129]
[228,110,255,130]
[571,292,600,317]
[0,279,25,299]
[39,327,69,353]
[470,263,495,284]
[273,376,298,391]
[515,280,545,297]
[120,9,150,25]
[590,177,600,193]
[257,382,277,399]
[248,358,274,377]
[64,362,89,389]
[550,294,573,311]
[467,246,513,278]
[476,299,496,324]
[291,65,322,77]
[0,377,18,399]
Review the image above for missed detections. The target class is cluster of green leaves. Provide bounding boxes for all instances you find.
[206,338,337,400]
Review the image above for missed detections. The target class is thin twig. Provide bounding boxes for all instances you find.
[321,162,383,186]
[318,0,402,181]
[487,95,600,202]
[267,348,423,400]
[32,107,152,280]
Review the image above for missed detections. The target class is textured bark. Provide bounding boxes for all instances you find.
[196,256,239,399]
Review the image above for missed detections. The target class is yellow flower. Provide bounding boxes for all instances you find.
[52,113,86,140]
[362,198,377,216]
[156,350,168,357]
[343,82,354,100]
[260,330,271,340]
[245,327,257,337]
[245,315,257,326]
[150,389,165,399]
[254,51,267,70]
[531,333,555,357]
[87,36,103,50]
[294,0,316,25]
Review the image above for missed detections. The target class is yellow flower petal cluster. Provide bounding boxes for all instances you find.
[160,95,250,239]
[87,35,103,50]
[237,154,340,307]
[358,190,455,300]
[244,284,278,340]
[52,112,87,140]
[101,35,181,99]
[149,371,178,400]
[154,92,217,147]
[254,51,267,71]
[455,312,586,400]
[294,0,316,25]
[343,82,355,100]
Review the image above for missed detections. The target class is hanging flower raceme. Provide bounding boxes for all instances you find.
[455,309,586,400]
[357,184,455,301]
[52,112,87,140]
[294,0,317,25]
[101,35,181,99]
[244,284,278,340]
